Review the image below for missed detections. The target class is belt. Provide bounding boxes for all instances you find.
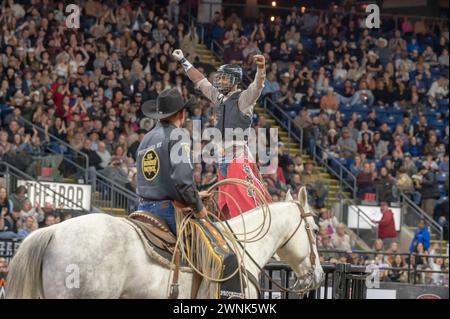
[139,198,171,204]
[139,198,187,209]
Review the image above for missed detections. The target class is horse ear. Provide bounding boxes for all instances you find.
[298,186,308,207]
[285,189,293,201]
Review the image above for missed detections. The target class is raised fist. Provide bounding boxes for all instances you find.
[253,54,266,69]
[172,49,185,61]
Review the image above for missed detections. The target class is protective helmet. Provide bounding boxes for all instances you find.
[213,64,243,95]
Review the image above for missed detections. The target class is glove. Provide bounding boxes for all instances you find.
[172,49,185,62]
[173,49,193,72]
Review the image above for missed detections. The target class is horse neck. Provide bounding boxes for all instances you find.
[224,202,300,271]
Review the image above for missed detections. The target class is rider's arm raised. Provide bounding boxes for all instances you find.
[172,49,222,104]
[238,55,266,115]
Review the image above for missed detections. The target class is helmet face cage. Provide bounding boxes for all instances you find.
[213,72,239,95]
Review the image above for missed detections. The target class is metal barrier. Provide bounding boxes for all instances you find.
[400,192,444,242]
[91,171,139,213]
[19,116,89,182]
[261,261,368,299]
[319,249,449,286]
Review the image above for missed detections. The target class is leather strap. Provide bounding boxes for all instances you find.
[190,271,203,299]
[169,248,180,299]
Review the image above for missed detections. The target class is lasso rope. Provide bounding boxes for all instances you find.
[166,178,273,298]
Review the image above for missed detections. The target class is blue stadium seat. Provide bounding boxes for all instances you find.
[438,184,447,197]
[436,173,448,184]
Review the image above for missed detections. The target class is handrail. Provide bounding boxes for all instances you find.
[311,141,357,199]
[340,190,379,240]
[19,116,89,173]
[399,192,444,242]
[0,161,90,213]
[93,170,138,200]
[319,249,450,258]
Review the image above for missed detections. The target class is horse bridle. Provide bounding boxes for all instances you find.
[226,201,319,297]
[280,202,317,269]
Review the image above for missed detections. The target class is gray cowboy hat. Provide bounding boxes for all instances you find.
[141,88,196,120]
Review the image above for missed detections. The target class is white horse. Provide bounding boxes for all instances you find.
[6,187,324,299]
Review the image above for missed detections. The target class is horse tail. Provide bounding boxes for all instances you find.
[6,226,55,299]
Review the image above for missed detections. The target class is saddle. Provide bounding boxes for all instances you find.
[127,211,177,254]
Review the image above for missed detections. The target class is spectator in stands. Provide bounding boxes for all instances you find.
[261,72,280,99]
[373,238,385,253]
[337,128,357,159]
[20,199,44,230]
[409,219,431,253]
[438,48,449,67]
[0,186,13,216]
[223,40,244,64]
[427,76,448,99]
[44,213,58,227]
[373,132,389,161]
[375,167,395,203]
[318,207,339,236]
[0,206,23,239]
[417,163,440,217]
[8,185,27,212]
[320,87,339,114]
[301,161,327,208]
[18,215,37,238]
[300,86,320,109]
[331,223,352,252]
[357,163,376,199]
[385,241,402,264]
[387,254,408,283]
[371,202,397,245]
[357,132,375,159]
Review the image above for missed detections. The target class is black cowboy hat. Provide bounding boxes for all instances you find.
[141,88,196,120]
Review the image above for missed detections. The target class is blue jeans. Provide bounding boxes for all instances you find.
[138,200,177,235]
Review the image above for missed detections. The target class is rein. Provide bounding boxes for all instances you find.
[224,201,319,296]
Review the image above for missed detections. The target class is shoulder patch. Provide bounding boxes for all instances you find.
[141,149,160,181]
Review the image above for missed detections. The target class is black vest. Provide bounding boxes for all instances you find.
[216,91,252,138]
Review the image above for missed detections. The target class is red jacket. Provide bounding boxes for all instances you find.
[378,209,397,239]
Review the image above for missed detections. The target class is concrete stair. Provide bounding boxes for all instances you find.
[194,43,222,67]
[254,106,350,208]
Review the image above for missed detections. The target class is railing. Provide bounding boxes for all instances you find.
[91,170,139,214]
[311,142,357,199]
[0,161,89,213]
[319,249,450,285]
[20,116,89,182]
[340,193,379,242]
[262,261,368,299]
[15,117,139,213]
[400,192,444,242]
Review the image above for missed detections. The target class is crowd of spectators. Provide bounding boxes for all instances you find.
[205,4,448,233]
[0,0,448,286]
[0,184,71,240]
[317,207,448,286]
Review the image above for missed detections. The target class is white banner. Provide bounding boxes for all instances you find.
[347,205,401,231]
[17,180,91,211]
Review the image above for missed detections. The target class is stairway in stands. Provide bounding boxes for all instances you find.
[194,43,351,208]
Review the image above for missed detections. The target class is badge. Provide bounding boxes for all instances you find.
[141,149,160,181]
